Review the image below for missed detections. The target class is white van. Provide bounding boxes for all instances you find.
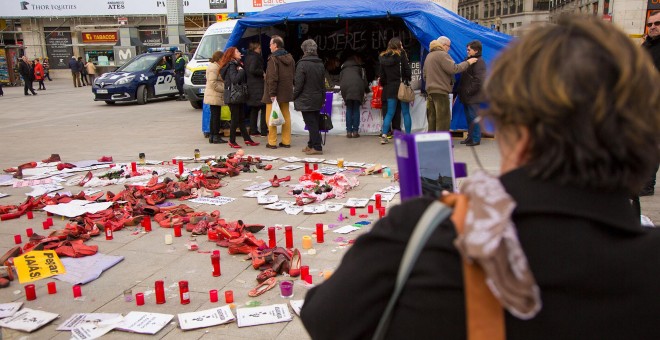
[183,20,238,109]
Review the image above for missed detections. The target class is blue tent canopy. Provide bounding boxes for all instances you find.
[226,0,513,130]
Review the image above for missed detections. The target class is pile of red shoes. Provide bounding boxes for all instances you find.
[248,247,303,284]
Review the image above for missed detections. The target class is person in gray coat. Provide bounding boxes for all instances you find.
[340,54,369,138]
[293,39,326,155]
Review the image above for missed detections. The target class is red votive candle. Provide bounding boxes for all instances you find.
[304,162,311,174]
[300,265,309,280]
[131,162,137,173]
[313,163,318,170]
[105,226,113,240]
[174,225,182,237]
[155,280,165,304]
[46,217,53,226]
[209,289,218,303]
[211,253,221,277]
[179,281,190,305]
[268,227,276,248]
[26,228,33,237]
[375,194,382,209]
[368,205,374,214]
[42,221,49,230]
[304,275,313,284]
[316,223,324,243]
[142,217,152,232]
[379,207,386,218]
[349,207,356,216]
[14,234,22,244]
[136,293,145,306]
[225,290,234,303]
[285,225,293,248]
[47,282,57,294]
[25,284,37,300]
[26,211,33,219]
[178,162,184,176]
[72,285,82,298]
[172,158,177,165]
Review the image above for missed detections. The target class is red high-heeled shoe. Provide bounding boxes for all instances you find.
[228,142,242,149]
[245,141,260,146]
[248,277,278,297]
[288,248,302,277]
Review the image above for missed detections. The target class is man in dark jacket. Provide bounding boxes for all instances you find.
[457,40,487,146]
[68,56,82,87]
[262,35,295,149]
[293,39,326,155]
[245,42,267,136]
[18,56,37,96]
[340,54,368,138]
[174,50,186,101]
[640,10,660,196]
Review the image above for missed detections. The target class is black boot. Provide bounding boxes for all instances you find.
[209,134,227,144]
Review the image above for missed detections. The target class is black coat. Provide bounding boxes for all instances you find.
[378,51,411,99]
[339,59,368,103]
[293,55,326,112]
[457,54,486,104]
[301,167,660,340]
[642,35,660,71]
[18,60,34,81]
[221,60,247,104]
[244,50,265,107]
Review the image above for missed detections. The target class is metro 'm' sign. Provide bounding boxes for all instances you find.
[82,32,118,43]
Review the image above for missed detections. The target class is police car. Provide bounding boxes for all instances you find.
[93,47,180,105]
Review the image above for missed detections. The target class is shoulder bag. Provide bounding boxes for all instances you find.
[397,60,414,103]
[222,66,248,104]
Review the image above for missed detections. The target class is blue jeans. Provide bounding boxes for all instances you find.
[382,98,410,134]
[345,100,361,132]
[463,103,481,142]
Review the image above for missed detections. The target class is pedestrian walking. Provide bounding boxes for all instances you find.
[34,58,46,90]
[79,57,88,86]
[423,36,476,132]
[43,57,52,81]
[378,37,412,144]
[204,51,228,144]
[639,9,660,196]
[293,39,326,155]
[340,54,369,138]
[245,41,267,136]
[220,47,259,149]
[262,35,295,149]
[456,40,486,146]
[68,56,82,87]
[18,56,37,96]
[85,60,97,85]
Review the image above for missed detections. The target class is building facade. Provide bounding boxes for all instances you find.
[458,0,549,35]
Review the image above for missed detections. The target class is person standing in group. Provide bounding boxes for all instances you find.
[85,60,97,85]
[456,40,486,146]
[245,41,268,137]
[43,57,52,81]
[423,36,476,132]
[204,50,227,144]
[220,47,260,149]
[263,35,295,149]
[68,56,82,87]
[293,39,326,155]
[340,54,369,138]
[78,57,89,86]
[34,58,46,90]
[18,56,37,96]
[640,9,660,196]
[378,37,412,144]
[174,50,187,101]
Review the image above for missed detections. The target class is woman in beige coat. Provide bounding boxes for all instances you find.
[204,51,227,144]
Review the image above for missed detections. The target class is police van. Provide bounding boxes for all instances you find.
[93,47,180,105]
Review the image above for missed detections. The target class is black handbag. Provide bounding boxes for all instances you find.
[319,113,333,131]
[224,83,248,104]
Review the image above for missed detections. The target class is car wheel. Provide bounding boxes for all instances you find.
[190,100,202,109]
[104,101,116,105]
[136,85,148,105]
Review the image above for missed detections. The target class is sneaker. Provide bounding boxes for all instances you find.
[306,149,323,155]
[302,146,312,153]
[380,134,389,144]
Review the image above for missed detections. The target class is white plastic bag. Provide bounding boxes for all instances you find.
[269,99,285,127]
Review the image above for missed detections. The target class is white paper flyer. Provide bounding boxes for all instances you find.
[236,304,292,328]
[177,306,235,330]
[115,311,173,335]
[0,308,59,332]
[0,302,23,319]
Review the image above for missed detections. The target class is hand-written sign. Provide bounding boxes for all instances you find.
[14,250,66,283]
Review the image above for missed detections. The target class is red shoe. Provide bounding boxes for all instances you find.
[42,154,61,163]
[57,163,76,171]
[257,268,277,283]
[228,243,256,255]
[289,248,302,277]
[248,277,278,297]
[79,171,94,186]
[228,142,242,149]
[97,156,113,162]
[245,141,260,146]
[269,175,280,187]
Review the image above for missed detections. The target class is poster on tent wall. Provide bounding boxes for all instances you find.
[44,27,73,69]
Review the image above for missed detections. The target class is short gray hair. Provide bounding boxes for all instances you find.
[436,36,451,46]
[301,39,318,55]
